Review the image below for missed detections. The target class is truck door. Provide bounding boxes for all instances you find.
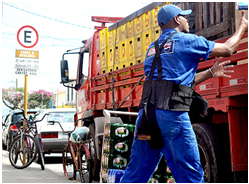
[76,46,90,119]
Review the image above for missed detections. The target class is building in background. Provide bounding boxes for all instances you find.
[65,79,76,108]
[53,79,76,108]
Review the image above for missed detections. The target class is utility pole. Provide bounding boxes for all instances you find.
[16,79,18,90]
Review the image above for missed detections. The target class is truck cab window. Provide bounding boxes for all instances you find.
[79,48,89,86]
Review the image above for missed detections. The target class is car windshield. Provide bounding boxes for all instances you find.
[13,112,36,122]
[47,112,74,123]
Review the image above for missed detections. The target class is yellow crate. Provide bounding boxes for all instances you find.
[142,29,152,56]
[114,44,120,65]
[152,6,161,27]
[142,10,152,30]
[152,26,161,42]
[127,36,135,60]
[101,67,108,74]
[135,55,145,65]
[119,59,135,69]
[128,58,135,67]
[116,27,120,43]
[107,45,114,69]
[120,24,127,41]
[113,64,119,71]
[100,48,107,69]
[120,40,128,62]
[107,67,115,73]
[107,29,117,46]
[134,33,143,57]
[134,15,143,34]
[163,2,171,6]
[119,61,127,70]
[100,28,107,49]
[127,20,134,38]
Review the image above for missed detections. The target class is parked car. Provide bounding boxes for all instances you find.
[35,108,76,155]
[2,109,38,151]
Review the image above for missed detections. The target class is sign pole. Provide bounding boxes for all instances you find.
[24,75,28,118]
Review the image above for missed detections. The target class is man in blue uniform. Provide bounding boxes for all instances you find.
[120,4,248,183]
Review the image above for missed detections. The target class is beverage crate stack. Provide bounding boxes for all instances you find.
[99,4,165,75]
[101,123,135,183]
[149,156,176,183]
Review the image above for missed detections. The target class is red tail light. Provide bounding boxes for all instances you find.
[41,132,58,138]
[10,125,18,132]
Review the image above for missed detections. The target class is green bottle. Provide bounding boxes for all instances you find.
[166,165,176,183]
[166,176,175,183]
[110,139,132,155]
[110,123,135,140]
[109,154,128,169]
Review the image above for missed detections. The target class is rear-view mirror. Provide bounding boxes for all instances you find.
[60,60,69,83]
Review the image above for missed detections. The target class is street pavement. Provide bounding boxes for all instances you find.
[2,150,80,183]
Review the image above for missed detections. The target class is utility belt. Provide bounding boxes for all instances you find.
[137,33,208,149]
[138,79,194,112]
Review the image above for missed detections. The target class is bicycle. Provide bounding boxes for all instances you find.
[8,108,49,170]
[49,120,93,183]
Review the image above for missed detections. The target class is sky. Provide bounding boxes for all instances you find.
[1,0,154,115]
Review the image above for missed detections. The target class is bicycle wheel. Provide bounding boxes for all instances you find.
[62,145,76,180]
[9,134,37,169]
[80,144,93,183]
[35,135,45,170]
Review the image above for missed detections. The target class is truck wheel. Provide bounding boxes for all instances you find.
[89,123,100,181]
[192,123,219,183]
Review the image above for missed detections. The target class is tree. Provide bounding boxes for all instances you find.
[2,87,55,110]
[28,90,54,109]
[2,87,24,110]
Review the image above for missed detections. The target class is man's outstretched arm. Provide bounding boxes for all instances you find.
[195,57,234,85]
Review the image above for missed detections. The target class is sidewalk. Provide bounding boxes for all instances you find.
[2,150,79,183]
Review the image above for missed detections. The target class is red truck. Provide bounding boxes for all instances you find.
[60,2,248,182]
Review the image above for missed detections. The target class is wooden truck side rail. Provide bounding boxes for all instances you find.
[91,62,145,110]
[196,32,248,107]
[195,32,248,172]
[91,32,248,112]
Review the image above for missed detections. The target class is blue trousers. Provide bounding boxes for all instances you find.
[120,108,204,183]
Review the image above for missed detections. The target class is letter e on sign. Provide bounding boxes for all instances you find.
[17,25,39,48]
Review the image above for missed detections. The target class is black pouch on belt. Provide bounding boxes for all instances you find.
[189,83,209,118]
[137,33,177,150]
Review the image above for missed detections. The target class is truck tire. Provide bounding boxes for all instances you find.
[192,123,219,183]
[89,123,100,181]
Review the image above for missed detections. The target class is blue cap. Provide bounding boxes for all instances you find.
[157,4,192,25]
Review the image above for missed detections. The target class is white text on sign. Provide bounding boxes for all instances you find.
[16,49,39,59]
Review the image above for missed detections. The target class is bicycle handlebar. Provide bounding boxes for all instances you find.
[48,118,84,134]
[48,121,76,134]
[33,113,50,123]
[15,106,50,125]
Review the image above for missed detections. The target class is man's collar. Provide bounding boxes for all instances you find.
[162,29,178,34]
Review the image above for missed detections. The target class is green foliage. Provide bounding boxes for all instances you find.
[16,87,24,93]
[2,87,55,110]
[2,88,24,110]
[28,90,53,109]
